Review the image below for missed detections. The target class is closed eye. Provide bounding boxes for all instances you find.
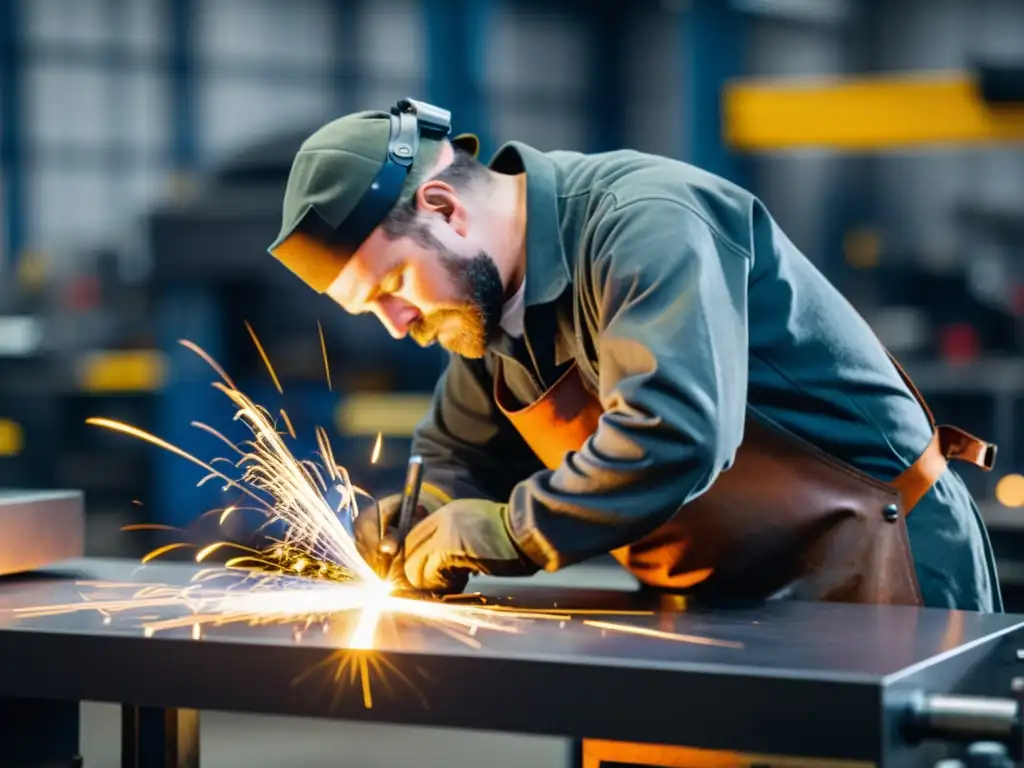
[378,269,404,297]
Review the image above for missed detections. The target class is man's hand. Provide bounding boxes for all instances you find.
[402,499,539,593]
[354,485,449,576]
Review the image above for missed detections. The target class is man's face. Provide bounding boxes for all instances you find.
[326,222,505,359]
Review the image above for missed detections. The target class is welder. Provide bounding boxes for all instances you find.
[268,98,1002,611]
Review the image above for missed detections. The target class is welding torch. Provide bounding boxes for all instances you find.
[376,454,424,580]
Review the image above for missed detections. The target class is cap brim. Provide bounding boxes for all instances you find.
[452,133,480,158]
[269,233,350,294]
[269,206,356,293]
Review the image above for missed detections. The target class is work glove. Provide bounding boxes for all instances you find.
[402,499,539,593]
[353,484,449,577]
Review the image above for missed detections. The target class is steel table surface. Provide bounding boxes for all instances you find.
[1,558,1023,766]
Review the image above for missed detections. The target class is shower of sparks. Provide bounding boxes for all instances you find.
[15,575,548,641]
[13,328,743,709]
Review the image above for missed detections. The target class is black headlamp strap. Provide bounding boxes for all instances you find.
[389,104,420,166]
[326,98,453,254]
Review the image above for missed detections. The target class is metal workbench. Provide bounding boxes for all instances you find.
[3,557,1024,768]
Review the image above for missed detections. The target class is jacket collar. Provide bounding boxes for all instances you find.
[488,141,571,309]
[488,142,575,368]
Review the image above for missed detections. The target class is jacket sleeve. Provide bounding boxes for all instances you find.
[412,353,544,504]
[507,196,752,570]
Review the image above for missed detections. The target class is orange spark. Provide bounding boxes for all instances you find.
[179,340,237,390]
[195,542,231,562]
[245,321,283,395]
[318,321,332,392]
[280,409,297,439]
[141,542,194,564]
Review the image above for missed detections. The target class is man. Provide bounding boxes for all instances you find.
[269,98,1001,611]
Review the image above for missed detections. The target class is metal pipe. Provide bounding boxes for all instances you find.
[909,692,1020,742]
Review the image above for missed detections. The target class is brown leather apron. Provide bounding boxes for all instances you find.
[494,357,995,607]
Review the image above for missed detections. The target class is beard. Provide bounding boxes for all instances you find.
[407,249,505,359]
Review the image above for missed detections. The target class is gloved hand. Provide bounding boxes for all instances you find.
[402,499,539,593]
[353,484,449,577]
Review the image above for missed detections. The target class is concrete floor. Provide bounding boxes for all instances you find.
[81,702,571,767]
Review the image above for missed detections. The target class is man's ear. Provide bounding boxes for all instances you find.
[416,181,468,236]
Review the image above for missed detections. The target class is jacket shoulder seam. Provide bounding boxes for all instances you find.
[605,192,751,261]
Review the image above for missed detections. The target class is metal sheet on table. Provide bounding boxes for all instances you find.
[0,558,1021,761]
[0,490,84,576]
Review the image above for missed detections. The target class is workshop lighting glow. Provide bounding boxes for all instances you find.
[13,329,743,709]
[996,474,1024,508]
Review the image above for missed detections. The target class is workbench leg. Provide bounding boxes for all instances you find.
[121,705,199,768]
[0,697,82,767]
[569,739,583,767]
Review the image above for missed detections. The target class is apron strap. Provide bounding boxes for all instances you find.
[885,351,997,514]
[886,351,997,470]
[938,424,997,471]
[890,431,947,514]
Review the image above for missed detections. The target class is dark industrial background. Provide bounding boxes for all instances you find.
[1,0,1023,763]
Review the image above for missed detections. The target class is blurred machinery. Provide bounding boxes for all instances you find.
[0,128,447,556]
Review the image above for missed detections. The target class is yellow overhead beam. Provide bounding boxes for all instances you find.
[724,70,1024,151]
[76,350,168,393]
[335,393,433,437]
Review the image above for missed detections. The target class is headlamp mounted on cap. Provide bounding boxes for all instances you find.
[271,98,457,292]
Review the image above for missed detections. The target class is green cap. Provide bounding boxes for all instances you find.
[269,103,479,293]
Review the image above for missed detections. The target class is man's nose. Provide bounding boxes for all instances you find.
[375,296,421,339]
